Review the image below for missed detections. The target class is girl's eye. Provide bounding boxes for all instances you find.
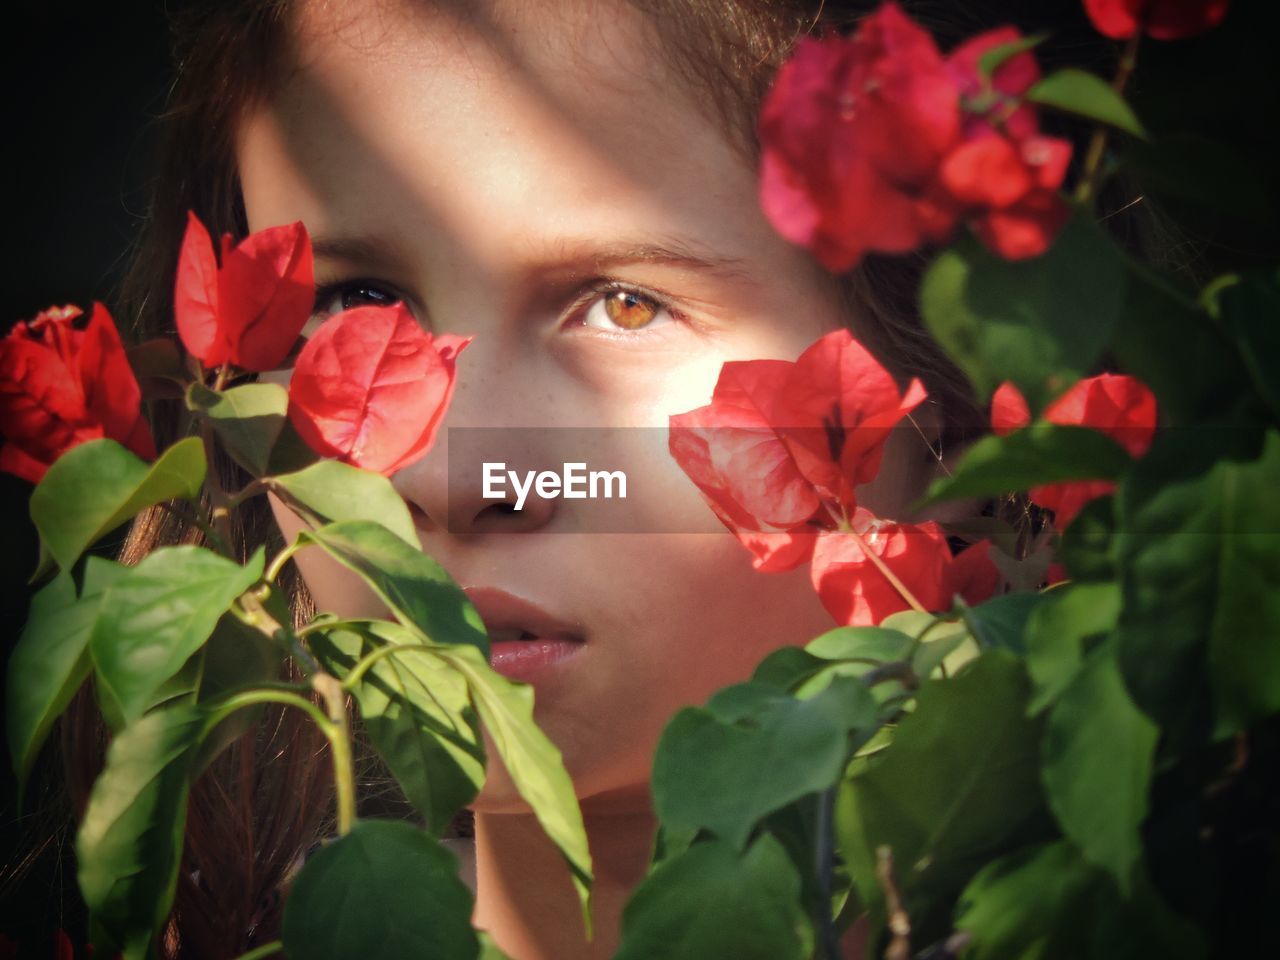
[314,281,402,317]
[579,286,674,333]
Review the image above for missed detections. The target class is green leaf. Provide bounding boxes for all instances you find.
[431,642,593,921]
[836,653,1046,929]
[652,678,878,850]
[1057,495,1117,582]
[299,521,487,654]
[187,381,288,476]
[1024,581,1121,714]
[1116,430,1280,740]
[1026,68,1146,137]
[959,591,1046,656]
[1110,268,1246,425]
[921,423,1131,506]
[956,841,1207,960]
[30,437,206,573]
[615,834,813,960]
[6,558,125,800]
[89,545,265,725]
[155,608,285,772]
[1041,640,1158,894]
[976,32,1047,78]
[1212,268,1280,422]
[77,704,203,959]
[281,820,478,960]
[921,217,1126,412]
[313,625,485,834]
[271,461,418,547]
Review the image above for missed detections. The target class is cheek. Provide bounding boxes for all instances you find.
[268,492,386,617]
[540,532,834,805]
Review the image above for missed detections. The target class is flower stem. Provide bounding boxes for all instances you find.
[313,672,356,835]
[814,787,841,960]
[1074,30,1141,205]
[199,419,235,556]
[846,526,928,615]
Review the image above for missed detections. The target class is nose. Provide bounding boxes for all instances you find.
[390,341,558,537]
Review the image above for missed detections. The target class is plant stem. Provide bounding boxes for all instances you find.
[814,787,842,960]
[231,940,284,960]
[847,527,928,615]
[1074,30,1142,205]
[238,589,322,676]
[155,500,229,554]
[876,846,912,960]
[264,538,306,585]
[313,672,356,835]
[204,680,355,837]
[199,419,235,556]
[227,478,269,510]
[341,641,438,690]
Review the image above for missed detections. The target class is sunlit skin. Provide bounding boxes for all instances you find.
[239,1,965,956]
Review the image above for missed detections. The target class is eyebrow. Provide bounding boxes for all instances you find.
[311,232,755,285]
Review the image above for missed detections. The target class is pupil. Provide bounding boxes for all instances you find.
[342,286,396,310]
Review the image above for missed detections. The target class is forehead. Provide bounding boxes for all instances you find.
[237,0,759,269]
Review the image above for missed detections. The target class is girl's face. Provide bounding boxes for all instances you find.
[241,0,942,812]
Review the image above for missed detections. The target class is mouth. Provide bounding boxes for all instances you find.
[462,586,586,682]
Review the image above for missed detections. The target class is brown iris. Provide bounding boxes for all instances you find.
[602,289,660,330]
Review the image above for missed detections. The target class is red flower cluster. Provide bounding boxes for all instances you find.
[287,304,471,476]
[758,2,1072,270]
[992,373,1157,526]
[1084,0,1230,40]
[173,212,468,476]
[0,304,155,483]
[670,329,997,624]
[175,212,314,372]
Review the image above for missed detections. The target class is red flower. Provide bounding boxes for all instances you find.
[1084,0,1230,40]
[992,374,1157,526]
[175,211,313,372]
[0,304,155,483]
[758,4,1072,269]
[668,329,925,570]
[287,303,470,475]
[810,509,999,624]
[758,5,962,271]
[942,28,1073,259]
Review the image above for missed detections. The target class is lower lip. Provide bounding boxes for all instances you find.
[488,636,584,682]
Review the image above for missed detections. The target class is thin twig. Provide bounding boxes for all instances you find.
[876,846,911,960]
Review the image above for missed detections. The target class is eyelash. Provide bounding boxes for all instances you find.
[311,277,683,336]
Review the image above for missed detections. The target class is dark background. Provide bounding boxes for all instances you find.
[3,3,171,952]
[2,0,1277,954]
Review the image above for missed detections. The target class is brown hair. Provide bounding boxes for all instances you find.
[53,1,1152,954]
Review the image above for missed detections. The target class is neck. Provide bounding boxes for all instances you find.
[472,801,656,960]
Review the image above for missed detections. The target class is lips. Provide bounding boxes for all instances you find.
[463,586,586,681]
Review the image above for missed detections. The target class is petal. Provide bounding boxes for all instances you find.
[219,221,314,371]
[174,211,226,365]
[0,330,89,461]
[970,189,1071,260]
[810,514,953,625]
[940,136,1033,208]
[287,304,466,475]
[0,441,51,483]
[1084,0,1142,38]
[1145,0,1230,39]
[77,303,149,454]
[947,26,1041,98]
[943,539,1002,606]
[991,381,1032,435]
